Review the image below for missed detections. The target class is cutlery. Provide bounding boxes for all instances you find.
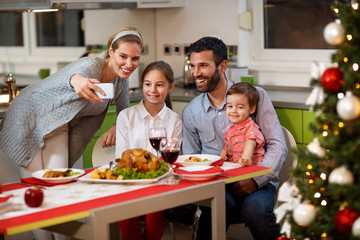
[109,161,114,169]
[0,203,22,215]
[175,175,198,185]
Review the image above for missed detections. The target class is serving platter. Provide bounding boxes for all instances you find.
[78,165,171,184]
[32,168,85,184]
[176,154,221,167]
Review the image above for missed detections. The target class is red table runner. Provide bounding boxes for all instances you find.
[0,165,272,235]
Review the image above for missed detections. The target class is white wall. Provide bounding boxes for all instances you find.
[155,0,239,78]
[1,0,331,87]
[83,0,239,80]
[84,8,156,68]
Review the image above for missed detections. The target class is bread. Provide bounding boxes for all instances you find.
[116,148,160,173]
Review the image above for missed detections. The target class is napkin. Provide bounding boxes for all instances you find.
[211,158,224,166]
[174,166,224,175]
[0,194,13,204]
[21,177,75,187]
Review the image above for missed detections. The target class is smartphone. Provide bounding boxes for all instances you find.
[94,83,114,99]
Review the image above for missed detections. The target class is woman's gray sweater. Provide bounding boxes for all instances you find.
[0,52,129,167]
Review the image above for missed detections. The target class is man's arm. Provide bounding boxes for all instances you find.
[254,87,288,188]
[231,88,287,198]
[181,106,202,155]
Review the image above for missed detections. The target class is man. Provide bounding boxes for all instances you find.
[182,36,287,240]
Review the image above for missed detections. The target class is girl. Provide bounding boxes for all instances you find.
[0,27,143,240]
[116,61,182,240]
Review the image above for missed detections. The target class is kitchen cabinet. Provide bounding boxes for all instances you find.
[83,101,140,168]
[274,107,316,145]
[137,0,184,8]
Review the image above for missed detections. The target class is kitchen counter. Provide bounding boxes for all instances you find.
[0,82,312,120]
[130,83,312,110]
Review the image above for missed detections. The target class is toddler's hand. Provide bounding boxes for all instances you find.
[240,158,252,167]
[220,149,232,161]
[220,150,228,161]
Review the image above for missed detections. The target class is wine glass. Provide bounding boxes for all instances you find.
[160,137,180,185]
[149,127,167,157]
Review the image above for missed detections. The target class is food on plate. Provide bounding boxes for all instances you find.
[24,187,44,208]
[42,169,81,178]
[89,148,169,180]
[90,168,123,180]
[184,156,210,162]
[116,148,160,173]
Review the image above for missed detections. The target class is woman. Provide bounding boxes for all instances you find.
[0,26,143,240]
[0,26,142,177]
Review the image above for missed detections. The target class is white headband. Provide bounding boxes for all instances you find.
[111,30,142,45]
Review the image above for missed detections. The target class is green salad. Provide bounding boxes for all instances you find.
[111,161,169,179]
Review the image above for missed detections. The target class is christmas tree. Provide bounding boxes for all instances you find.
[282,0,360,239]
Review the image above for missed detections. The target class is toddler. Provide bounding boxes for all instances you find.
[220,82,265,166]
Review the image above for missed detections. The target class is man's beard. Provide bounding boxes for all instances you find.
[194,69,221,93]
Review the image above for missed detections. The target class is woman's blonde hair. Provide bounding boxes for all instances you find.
[106,27,143,56]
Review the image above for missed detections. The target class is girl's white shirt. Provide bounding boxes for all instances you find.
[115,99,183,158]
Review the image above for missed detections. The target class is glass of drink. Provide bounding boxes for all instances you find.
[160,137,180,185]
[149,127,167,157]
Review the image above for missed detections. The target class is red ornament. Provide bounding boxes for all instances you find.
[320,67,343,92]
[335,208,360,235]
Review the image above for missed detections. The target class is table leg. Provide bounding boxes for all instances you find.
[211,181,226,239]
[90,181,226,240]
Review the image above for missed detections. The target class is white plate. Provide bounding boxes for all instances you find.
[175,166,223,181]
[175,172,221,181]
[176,154,221,167]
[78,165,171,184]
[32,168,85,184]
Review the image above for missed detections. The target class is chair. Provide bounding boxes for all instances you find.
[278,126,298,190]
[226,126,298,240]
[92,134,116,167]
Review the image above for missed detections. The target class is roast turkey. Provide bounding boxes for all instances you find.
[116,148,160,173]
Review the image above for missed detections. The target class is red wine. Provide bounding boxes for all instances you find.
[161,149,180,164]
[149,137,163,151]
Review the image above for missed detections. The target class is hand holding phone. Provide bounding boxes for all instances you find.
[94,83,114,99]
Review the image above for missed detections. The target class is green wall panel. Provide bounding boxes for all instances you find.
[275,108,303,144]
[303,110,316,144]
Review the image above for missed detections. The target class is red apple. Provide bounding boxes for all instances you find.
[24,187,44,207]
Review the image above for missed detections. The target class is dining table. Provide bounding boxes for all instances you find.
[0,164,273,240]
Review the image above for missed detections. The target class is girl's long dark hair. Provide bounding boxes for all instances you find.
[141,61,174,109]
